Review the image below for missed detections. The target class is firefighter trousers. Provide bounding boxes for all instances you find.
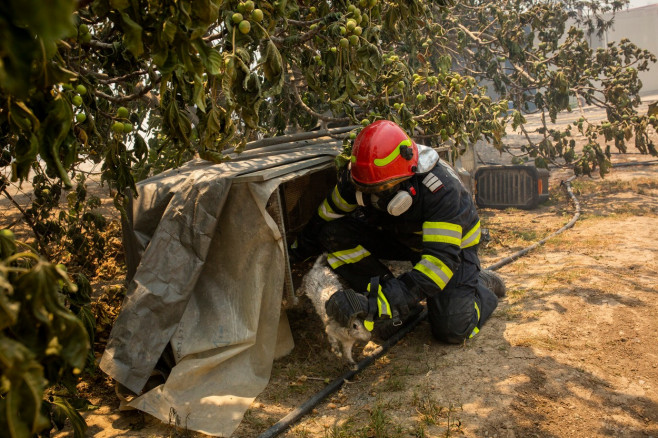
[316,216,499,343]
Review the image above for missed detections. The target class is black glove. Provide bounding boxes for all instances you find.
[364,276,417,329]
[325,289,369,328]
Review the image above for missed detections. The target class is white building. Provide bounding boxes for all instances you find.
[589,3,658,95]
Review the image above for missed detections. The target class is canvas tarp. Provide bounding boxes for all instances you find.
[99,146,338,436]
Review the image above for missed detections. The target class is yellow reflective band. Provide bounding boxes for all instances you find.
[331,186,356,213]
[423,221,463,246]
[474,301,480,321]
[413,254,453,289]
[327,245,371,269]
[378,291,391,317]
[469,326,480,338]
[367,283,391,318]
[373,139,412,167]
[461,221,481,248]
[318,199,344,221]
[364,319,374,331]
[350,155,356,163]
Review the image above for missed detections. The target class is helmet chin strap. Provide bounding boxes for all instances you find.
[355,190,365,207]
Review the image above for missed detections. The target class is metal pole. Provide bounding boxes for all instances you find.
[222,126,358,154]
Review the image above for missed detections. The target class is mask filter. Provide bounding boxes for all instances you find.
[386,191,413,216]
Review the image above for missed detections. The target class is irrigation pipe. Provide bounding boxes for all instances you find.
[258,159,658,437]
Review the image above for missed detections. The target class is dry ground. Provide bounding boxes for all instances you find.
[34,97,658,437]
[231,160,658,438]
[61,155,658,438]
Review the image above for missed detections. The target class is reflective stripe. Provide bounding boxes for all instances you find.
[461,221,481,248]
[413,254,453,289]
[318,199,344,221]
[423,221,462,246]
[327,245,371,269]
[469,303,481,338]
[377,290,391,317]
[367,283,392,318]
[331,186,356,213]
[374,139,412,166]
[422,173,443,192]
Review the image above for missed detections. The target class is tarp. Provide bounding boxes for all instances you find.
[100,146,339,436]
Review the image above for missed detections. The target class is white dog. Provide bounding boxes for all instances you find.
[297,254,371,365]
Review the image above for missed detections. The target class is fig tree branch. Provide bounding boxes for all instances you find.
[288,72,350,123]
[93,80,159,104]
[0,185,52,258]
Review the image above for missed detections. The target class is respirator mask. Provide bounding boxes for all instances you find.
[355,181,416,216]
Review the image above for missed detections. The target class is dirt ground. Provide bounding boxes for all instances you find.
[43,101,658,437]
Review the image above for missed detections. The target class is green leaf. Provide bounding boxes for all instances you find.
[165,100,191,143]
[8,101,40,133]
[121,12,144,57]
[37,95,73,188]
[50,397,87,438]
[0,337,49,437]
[134,133,148,161]
[438,55,452,74]
[162,19,177,44]
[77,306,96,351]
[152,47,169,67]
[16,263,90,370]
[0,229,17,260]
[91,0,111,16]
[194,0,220,25]
[193,74,207,113]
[206,106,222,139]
[0,291,20,330]
[193,40,222,76]
[263,40,283,82]
[206,50,223,76]
[110,0,130,11]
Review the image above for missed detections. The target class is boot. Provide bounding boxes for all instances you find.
[479,269,506,298]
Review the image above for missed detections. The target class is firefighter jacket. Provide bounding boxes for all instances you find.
[309,145,481,302]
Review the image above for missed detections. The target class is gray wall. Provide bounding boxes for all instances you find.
[589,4,658,95]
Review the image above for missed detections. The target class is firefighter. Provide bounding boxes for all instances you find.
[290,120,505,343]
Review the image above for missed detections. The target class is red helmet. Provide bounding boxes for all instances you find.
[350,120,418,193]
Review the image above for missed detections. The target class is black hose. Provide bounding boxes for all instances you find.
[609,159,658,167]
[257,309,428,438]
